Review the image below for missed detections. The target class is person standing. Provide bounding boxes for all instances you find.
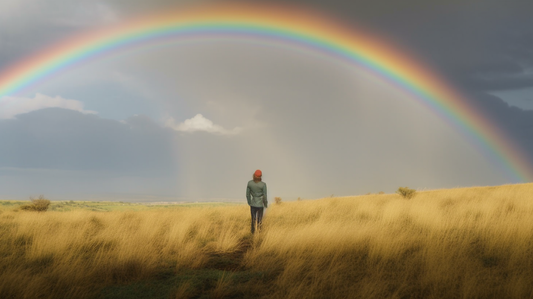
[246,170,268,234]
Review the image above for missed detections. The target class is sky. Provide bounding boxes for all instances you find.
[1,0,532,202]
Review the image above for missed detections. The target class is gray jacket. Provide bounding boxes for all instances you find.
[246,180,268,208]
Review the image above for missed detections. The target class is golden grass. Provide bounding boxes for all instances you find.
[2,184,533,298]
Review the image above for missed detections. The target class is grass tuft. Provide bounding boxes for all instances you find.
[20,195,51,212]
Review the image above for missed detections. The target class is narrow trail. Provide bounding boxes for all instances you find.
[205,237,254,272]
[99,238,261,299]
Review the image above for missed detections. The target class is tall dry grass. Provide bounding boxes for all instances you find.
[245,184,533,298]
[1,184,533,298]
[0,206,250,298]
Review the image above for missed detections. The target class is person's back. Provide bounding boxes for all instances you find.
[246,170,267,233]
[247,180,267,207]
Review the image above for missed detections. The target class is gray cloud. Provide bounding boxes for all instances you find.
[461,76,533,92]
[0,0,120,69]
[247,0,533,93]
[4,0,533,91]
[466,92,533,153]
[3,0,532,94]
[0,108,178,175]
[1,0,533,200]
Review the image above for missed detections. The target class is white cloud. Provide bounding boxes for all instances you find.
[0,93,97,119]
[165,114,242,135]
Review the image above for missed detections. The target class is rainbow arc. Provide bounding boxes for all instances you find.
[0,3,530,181]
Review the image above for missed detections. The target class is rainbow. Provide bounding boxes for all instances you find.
[0,3,531,182]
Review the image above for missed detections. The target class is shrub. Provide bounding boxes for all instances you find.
[396,187,416,199]
[274,197,282,205]
[378,191,385,195]
[20,195,51,212]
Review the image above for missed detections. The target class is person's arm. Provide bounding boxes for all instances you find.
[246,183,251,205]
[263,183,268,208]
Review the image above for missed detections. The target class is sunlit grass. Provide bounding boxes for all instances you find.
[1,184,533,298]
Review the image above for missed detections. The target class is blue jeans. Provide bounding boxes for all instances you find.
[250,206,264,233]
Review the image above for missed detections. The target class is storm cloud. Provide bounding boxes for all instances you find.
[0,108,177,174]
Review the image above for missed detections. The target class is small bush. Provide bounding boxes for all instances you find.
[274,197,282,205]
[396,187,416,199]
[20,195,51,212]
[378,191,385,195]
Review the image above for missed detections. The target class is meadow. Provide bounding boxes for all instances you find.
[1,184,533,298]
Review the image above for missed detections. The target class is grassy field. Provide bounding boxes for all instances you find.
[1,184,533,298]
[0,200,242,212]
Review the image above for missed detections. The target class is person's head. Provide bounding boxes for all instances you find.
[253,169,262,181]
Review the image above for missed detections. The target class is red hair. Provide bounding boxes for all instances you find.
[253,170,262,182]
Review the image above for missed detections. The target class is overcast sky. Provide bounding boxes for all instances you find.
[1,0,532,202]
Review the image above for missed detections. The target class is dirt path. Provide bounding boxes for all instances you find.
[205,237,254,271]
